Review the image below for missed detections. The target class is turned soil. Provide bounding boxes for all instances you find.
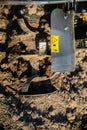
[0,5,87,130]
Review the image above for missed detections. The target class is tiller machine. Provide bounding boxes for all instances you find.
[0,0,87,95]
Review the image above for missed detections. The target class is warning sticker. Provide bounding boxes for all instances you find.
[51,35,59,53]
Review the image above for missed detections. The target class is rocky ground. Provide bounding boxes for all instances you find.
[0,4,87,130]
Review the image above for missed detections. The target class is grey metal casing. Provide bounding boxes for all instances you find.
[51,8,75,72]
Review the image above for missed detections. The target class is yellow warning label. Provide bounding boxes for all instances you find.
[51,35,59,53]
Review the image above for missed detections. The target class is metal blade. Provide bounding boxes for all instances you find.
[51,8,75,72]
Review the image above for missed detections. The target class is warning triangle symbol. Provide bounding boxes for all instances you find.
[52,37,57,44]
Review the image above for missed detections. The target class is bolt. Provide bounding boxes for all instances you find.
[64,15,68,19]
[64,27,69,31]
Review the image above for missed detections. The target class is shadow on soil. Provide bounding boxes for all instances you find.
[0,5,51,64]
[0,83,87,130]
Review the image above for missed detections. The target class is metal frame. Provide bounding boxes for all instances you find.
[0,0,86,5]
[0,1,71,5]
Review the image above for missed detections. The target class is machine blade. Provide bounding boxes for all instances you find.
[51,8,75,72]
